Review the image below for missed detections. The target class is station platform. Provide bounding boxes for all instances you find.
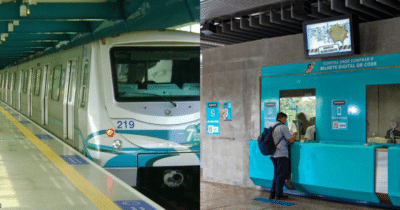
[0,101,163,209]
[201,181,388,210]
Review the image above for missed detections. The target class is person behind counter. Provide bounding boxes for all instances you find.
[304,117,316,141]
[269,112,296,200]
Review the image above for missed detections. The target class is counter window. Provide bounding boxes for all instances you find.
[280,89,316,140]
[367,84,400,144]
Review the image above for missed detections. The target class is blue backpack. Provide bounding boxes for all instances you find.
[257,123,284,156]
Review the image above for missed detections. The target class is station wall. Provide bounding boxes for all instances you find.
[201,16,400,188]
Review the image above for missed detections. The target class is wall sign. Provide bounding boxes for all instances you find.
[222,102,232,121]
[263,100,279,128]
[261,53,400,77]
[332,100,348,130]
[206,102,220,135]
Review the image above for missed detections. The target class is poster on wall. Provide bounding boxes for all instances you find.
[222,102,232,121]
[332,100,348,130]
[206,102,220,135]
[263,100,279,128]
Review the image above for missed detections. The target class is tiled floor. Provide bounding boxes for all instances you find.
[0,102,162,209]
[201,181,387,210]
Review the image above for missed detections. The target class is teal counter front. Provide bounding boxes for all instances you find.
[249,141,381,203]
[389,147,400,206]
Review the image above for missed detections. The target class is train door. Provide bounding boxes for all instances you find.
[18,71,22,110]
[27,68,33,117]
[41,65,49,125]
[64,60,77,144]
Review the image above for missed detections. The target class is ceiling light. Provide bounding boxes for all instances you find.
[20,5,27,17]
[8,23,13,32]
[28,0,37,5]
[13,20,19,26]
[1,34,7,42]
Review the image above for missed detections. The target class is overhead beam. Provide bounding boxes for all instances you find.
[0,21,92,33]
[0,3,124,20]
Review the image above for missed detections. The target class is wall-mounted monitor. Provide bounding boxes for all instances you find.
[303,14,359,59]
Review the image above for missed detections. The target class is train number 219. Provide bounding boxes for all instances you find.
[117,121,135,129]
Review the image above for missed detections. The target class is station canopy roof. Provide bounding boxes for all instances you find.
[0,0,199,69]
[200,0,400,50]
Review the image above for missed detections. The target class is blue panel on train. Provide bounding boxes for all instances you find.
[19,121,31,124]
[60,155,88,165]
[35,134,54,140]
[114,200,157,210]
[254,198,297,206]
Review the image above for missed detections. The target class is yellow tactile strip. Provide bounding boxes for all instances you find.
[0,106,121,210]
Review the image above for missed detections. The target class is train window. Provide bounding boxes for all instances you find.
[8,73,12,89]
[51,65,62,101]
[110,46,200,102]
[23,70,28,93]
[13,72,17,90]
[367,84,400,144]
[47,66,54,97]
[80,59,89,107]
[34,68,41,96]
[280,89,316,140]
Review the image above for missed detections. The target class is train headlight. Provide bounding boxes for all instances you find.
[163,170,184,188]
[112,139,122,150]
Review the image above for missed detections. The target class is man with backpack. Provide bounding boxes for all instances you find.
[269,112,296,200]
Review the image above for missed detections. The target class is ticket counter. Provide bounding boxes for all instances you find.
[250,141,400,205]
[251,52,400,207]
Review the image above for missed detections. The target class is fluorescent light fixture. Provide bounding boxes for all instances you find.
[28,0,37,5]
[1,33,7,42]
[8,23,13,32]
[13,20,19,26]
[20,5,27,17]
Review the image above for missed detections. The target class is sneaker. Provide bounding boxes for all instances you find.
[285,180,294,190]
[276,195,289,200]
[268,194,275,199]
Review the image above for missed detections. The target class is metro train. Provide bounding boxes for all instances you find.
[0,30,200,197]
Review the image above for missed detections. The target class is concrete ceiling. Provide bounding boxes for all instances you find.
[0,0,199,69]
[200,0,400,50]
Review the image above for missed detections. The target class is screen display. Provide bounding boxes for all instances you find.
[305,17,354,58]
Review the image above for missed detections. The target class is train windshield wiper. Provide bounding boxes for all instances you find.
[121,91,177,107]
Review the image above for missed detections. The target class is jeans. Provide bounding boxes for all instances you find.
[270,156,289,197]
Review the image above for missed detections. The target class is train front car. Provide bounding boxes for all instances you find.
[87,30,200,203]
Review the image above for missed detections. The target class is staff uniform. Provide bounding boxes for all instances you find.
[304,125,316,140]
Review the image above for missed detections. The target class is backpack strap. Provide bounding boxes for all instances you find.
[271,123,285,147]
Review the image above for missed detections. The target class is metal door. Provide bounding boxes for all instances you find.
[64,60,77,143]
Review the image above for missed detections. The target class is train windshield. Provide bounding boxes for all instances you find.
[110,46,200,102]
